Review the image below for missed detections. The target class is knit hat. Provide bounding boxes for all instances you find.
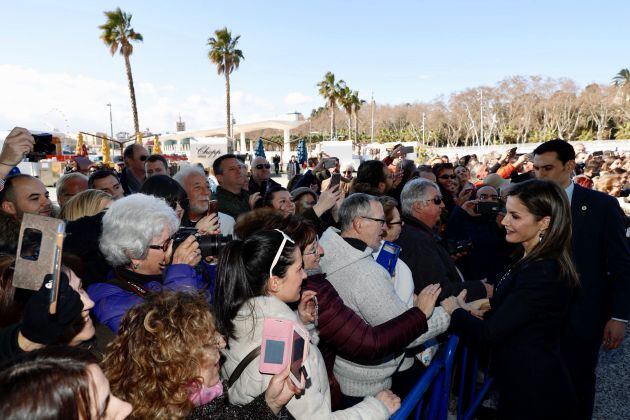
[483,173,510,190]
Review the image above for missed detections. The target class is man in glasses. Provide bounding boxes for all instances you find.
[248,156,280,195]
[395,178,489,302]
[120,143,149,194]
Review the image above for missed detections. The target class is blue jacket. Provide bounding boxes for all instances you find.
[87,264,207,333]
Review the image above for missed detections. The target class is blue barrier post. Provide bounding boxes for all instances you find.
[457,346,468,419]
[391,360,443,420]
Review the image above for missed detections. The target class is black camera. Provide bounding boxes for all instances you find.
[444,239,473,255]
[171,227,232,259]
[475,202,503,216]
[26,133,56,161]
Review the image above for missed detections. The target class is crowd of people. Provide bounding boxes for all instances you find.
[0,126,628,419]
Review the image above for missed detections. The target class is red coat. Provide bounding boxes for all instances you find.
[303,272,428,408]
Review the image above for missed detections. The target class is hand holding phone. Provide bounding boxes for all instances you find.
[260,318,309,387]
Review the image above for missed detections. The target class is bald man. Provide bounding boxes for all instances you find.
[0,175,53,221]
[248,156,280,195]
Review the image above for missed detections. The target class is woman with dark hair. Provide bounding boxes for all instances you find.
[233,212,437,409]
[103,291,298,419]
[215,230,400,419]
[0,346,131,419]
[261,186,295,216]
[140,174,189,220]
[441,179,579,419]
[432,163,458,213]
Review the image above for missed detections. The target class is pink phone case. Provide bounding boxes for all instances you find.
[259,318,294,374]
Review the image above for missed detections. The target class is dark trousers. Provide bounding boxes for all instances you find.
[392,360,426,399]
[562,334,601,419]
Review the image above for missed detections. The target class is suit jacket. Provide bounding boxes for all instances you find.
[569,184,630,343]
[450,259,577,419]
[395,215,487,301]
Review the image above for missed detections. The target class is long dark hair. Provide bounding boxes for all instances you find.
[214,230,298,338]
[0,346,98,420]
[139,175,189,213]
[507,180,579,287]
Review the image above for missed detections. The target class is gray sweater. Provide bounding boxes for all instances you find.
[319,227,415,397]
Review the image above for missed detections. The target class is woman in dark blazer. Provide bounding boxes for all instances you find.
[441,179,579,420]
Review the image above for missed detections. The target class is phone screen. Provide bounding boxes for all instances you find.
[207,200,218,215]
[290,331,305,381]
[264,339,285,364]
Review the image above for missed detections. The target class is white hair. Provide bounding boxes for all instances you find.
[99,194,179,266]
[173,165,205,188]
[400,178,440,217]
[56,172,88,198]
[338,193,378,232]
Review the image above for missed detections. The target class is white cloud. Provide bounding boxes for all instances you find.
[418,74,433,80]
[0,64,284,135]
[284,91,313,106]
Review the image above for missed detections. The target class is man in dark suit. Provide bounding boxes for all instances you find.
[533,140,630,419]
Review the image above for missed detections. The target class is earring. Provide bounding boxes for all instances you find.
[132,263,139,270]
[538,231,545,243]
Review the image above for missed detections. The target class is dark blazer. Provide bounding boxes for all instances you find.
[450,259,577,420]
[562,184,630,418]
[395,215,487,301]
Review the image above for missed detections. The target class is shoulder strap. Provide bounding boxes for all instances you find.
[227,346,261,388]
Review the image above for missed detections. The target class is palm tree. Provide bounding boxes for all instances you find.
[99,8,143,135]
[208,28,244,138]
[338,85,353,141]
[350,91,366,142]
[318,72,345,139]
[612,68,630,86]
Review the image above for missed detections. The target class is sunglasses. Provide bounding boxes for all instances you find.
[149,237,173,252]
[343,170,353,174]
[387,220,404,226]
[255,164,271,170]
[438,175,457,180]
[269,229,295,278]
[425,196,443,205]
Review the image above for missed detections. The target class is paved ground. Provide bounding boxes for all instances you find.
[593,323,630,420]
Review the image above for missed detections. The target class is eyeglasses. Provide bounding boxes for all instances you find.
[343,170,353,174]
[303,241,320,256]
[255,164,271,170]
[149,238,172,252]
[478,194,499,200]
[424,196,443,205]
[139,155,148,162]
[269,229,295,278]
[360,216,386,226]
[387,220,404,227]
[438,175,457,180]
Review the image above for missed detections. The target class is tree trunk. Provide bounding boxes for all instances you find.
[354,112,359,142]
[225,72,231,138]
[329,101,336,140]
[347,115,352,141]
[124,54,140,135]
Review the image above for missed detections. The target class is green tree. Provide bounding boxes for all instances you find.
[338,85,354,141]
[208,27,244,138]
[612,68,630,86]
[317,72,345,139]
[99,8,143,135]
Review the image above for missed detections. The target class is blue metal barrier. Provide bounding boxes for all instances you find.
[389,335,493,420]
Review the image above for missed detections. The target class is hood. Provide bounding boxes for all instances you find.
[319,227,374,276]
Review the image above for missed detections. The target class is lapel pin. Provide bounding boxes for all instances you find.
[581,205,587,211]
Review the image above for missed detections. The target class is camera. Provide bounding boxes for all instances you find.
[171,227,232,258]
[475,202,503,216]
[444,239,473,255]
[26,133,57,161]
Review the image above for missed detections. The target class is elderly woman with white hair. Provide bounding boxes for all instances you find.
[87,194,206,333]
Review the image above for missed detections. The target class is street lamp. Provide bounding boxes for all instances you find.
[106,103,114,140]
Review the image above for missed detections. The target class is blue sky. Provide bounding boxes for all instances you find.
[1,0,629,134]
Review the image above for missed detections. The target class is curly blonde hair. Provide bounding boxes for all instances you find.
[102,291,218,419]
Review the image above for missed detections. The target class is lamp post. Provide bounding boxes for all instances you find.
[106,103,114,141]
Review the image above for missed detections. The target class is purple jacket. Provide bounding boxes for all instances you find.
[87,264,206,333]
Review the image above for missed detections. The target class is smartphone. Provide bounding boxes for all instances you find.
[207,200,218,215]
[259,318,309,387]
[401,146,414,154]
[324,159,337,169]
[329,173,341,189]
[508,147,517,156]
[592,151,603,157]
[13,214,66,314]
